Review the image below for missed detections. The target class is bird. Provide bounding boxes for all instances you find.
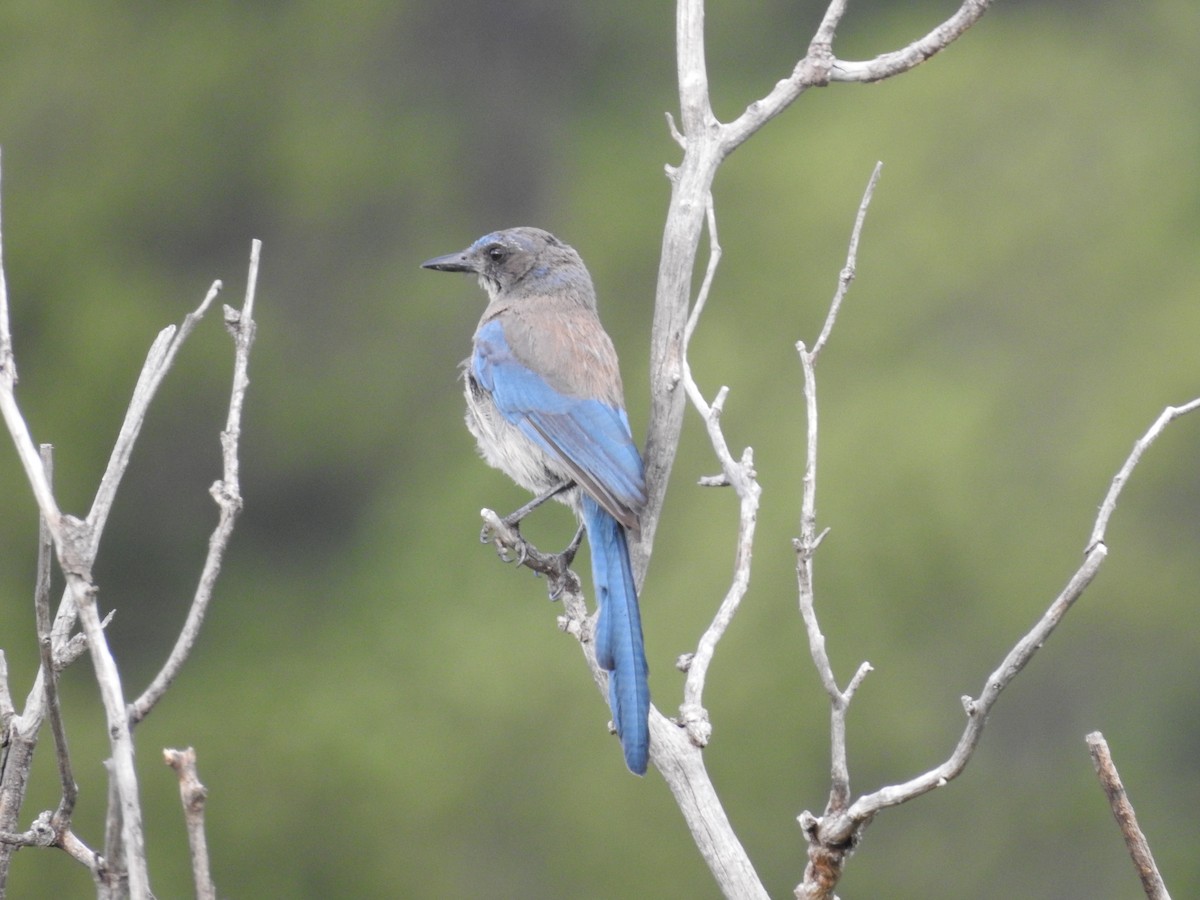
[422,227,650,775]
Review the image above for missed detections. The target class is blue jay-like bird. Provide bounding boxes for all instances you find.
[422,227,650,775]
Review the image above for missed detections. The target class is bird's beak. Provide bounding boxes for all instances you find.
[421,249,476,273]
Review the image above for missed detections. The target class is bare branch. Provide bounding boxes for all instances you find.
[0,157,251,900]
[164,748,216,900]
[810,0,850,47]
[642,3,995,897]
[1089,397,1200,550]
[830,0,993,84]
[0,812,54,849]
[129,242,260,726]
[792,166,884,835]
[641,0,990,585]
[33,446,78,825]
[675,204,763,749]
[0,368,66,540]
[1086,732,1171,900]
[797,395,1200,895]
[724,2,992,153]
[652,717,770,900]
[73,575,149,900]
[57,829,107,887]
[683,198,720,349]
[1,151,262,898]
[810,162,881,361]
[101,761,125,897]
[674,0,715,135]
[86,280,223,550]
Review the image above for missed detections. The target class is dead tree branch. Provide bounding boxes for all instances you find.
[1086,732,1171,900]
[793,398,1198,897]
[0,149,258,895]
[164,748,216,900]
[626,2,992,897]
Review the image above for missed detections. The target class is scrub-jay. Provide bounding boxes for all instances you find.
[422,227,650,775]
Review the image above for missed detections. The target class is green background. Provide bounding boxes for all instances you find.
[1,1,1198,897]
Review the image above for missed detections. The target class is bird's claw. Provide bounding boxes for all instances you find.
[480,520,529,566]
[545,550,582,601]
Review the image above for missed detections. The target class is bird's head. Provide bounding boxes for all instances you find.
[422,227,591,303]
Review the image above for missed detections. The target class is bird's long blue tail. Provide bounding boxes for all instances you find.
[583,496,649,775]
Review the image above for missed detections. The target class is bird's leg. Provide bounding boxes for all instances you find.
[480,480,575,565]
[502,481,574,528]
[559,521,585,567]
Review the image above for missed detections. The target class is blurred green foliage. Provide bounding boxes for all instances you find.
[1,0,1198,897]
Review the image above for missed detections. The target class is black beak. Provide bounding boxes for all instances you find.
[421,249,476,273]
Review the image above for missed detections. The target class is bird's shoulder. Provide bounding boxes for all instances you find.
[476,294,624,405]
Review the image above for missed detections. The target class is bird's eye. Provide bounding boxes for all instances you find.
[486,245,508,263]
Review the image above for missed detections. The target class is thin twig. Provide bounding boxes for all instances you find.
[129,241,260,725]
[33,446,77,825]
[1088,398,1200,550]
[798,397,1200,896]
[676,204,763,747]
[1086,732,1171,900]
[86,280,223,549]
[724,2,993,152]
[683,197,721,349]
[164,748,216,900]
[794,165,884,829]
[830,0,993,84]
[811,162,881,360]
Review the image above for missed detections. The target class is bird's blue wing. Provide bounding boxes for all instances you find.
[474,319,645,526]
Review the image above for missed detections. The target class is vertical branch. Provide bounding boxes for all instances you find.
[101,764,124,900]
[794,165,881,822]
[164,748,215,900]
[78,573,149,900]
[636,0,722,580]
[676,203,763,749]
[33,446,77,826]
[129,241,258,726]
[0,651,22,887]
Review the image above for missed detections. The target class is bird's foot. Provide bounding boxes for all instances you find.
[478,508,583,600]
[479,509,530,566]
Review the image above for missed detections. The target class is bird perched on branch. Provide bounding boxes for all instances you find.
[422,227,650,775]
